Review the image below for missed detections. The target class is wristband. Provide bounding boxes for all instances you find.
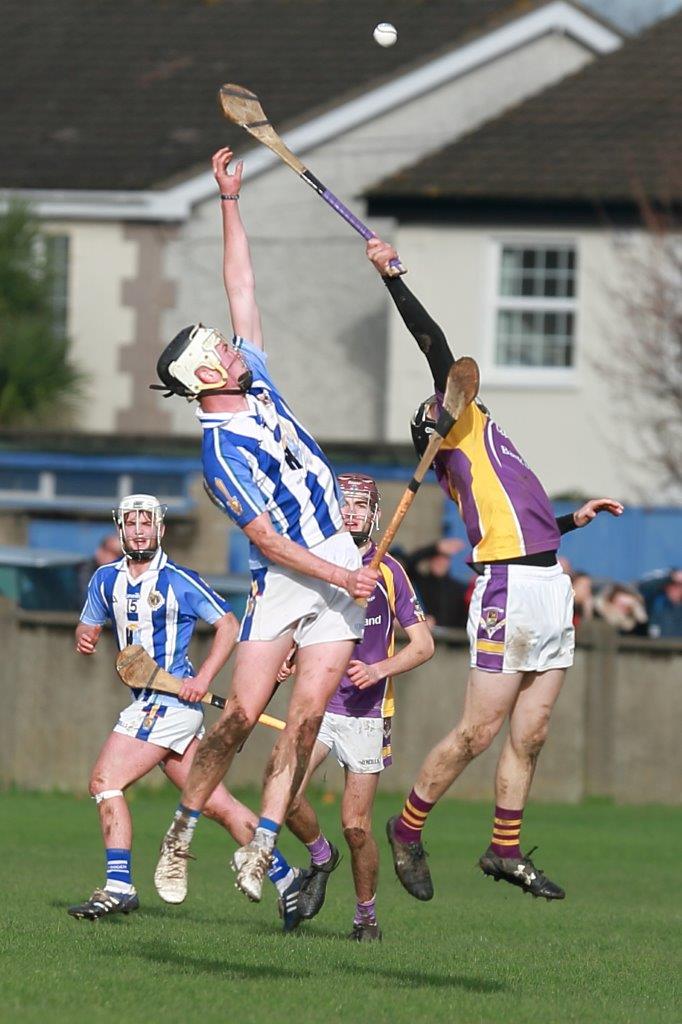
[219,193,240,201]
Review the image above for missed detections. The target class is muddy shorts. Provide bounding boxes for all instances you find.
[467,563,574,674]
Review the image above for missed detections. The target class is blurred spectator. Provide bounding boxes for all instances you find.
[92,533,123,568]
[593,583,648,636]
[558,556,594,627]
[78,532,122,602]
[640,569,682,638]
[401,537,469,629]
[572,571,594,627]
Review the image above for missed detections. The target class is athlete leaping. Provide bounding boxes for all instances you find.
[152,149,378,908]
[366,237,622,903]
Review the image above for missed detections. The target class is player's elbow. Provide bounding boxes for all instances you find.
[420,632,436,662]
[411,630,435,665]
[219,611,240,645]
[254,531,281,562]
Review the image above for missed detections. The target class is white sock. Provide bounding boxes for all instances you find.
[105,880,135,896]
[253,824,278,852]
[273,868,296,896]
[170,803,201,846]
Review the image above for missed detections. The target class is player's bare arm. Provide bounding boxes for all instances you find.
[178,611,239,703]
[213,146,264,349]
[347,620,435,690]
[243,512,378,599]
[573,498,624,527]
[75,622,102,655]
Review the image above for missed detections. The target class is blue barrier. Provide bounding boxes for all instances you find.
[442,500,681,583]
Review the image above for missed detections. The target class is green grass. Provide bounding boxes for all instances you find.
[2,789,680,1024]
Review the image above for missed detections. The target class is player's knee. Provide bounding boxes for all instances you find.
[459,722,497,759]
[89,771,111,798]
[343,824,370,851]
[518,721,550,758]
[215,704,252,745]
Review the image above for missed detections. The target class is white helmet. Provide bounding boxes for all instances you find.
[113,494,166,562]
[153,324,253,401]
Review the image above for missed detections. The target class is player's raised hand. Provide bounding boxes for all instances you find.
[573,498,624,527]
[345,565,380,599]
[366,236,405,277]
[212,146,243,195]
[347,659,380,690]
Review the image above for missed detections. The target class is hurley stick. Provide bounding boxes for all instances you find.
[218,82,405,275]
[115,645,285,731]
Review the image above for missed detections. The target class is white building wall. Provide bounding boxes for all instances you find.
[45,220,137,433]
[163,30,596,439]
[386,222,656,502]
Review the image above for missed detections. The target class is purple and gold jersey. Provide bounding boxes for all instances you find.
[434,397,560,563]
[326,543,425,719]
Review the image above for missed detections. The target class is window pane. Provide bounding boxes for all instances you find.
[0,468,40,491]
[499,245,576,299]
[500,249,522,296]
[55,472,118,498]
[45,235,70,338]
[495,309,574,368]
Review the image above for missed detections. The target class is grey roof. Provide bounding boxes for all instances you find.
[0,0,548,192]
[366,9,682,211]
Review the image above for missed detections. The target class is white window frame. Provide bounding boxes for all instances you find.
[483,236,580,389]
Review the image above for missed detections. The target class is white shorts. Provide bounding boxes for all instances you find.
[468,562,574,674]
[113,698,205,755]
[317,711,392,774]
[239,532,365,647]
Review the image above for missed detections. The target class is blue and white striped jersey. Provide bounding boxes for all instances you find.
[80,548,232,709]
[199,336,344,569]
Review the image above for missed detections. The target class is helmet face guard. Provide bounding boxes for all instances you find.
[338,473,381,545]
[113,493,166,562]
[410,395,438,458]
[153,324,253,401]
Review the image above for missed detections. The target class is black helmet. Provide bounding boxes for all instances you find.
[410,395,438,458]
[151,324,253,400]
[154,326,195,398]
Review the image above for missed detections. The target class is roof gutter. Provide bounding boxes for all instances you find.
[0,1,620,223]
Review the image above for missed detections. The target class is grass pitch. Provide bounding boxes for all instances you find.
[2,789,679,1024]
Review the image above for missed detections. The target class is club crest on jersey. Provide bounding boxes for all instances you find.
[225,495,243,517]
[256,390,272,406]
[280,419,305,467]
[148,590,165,610]
[480,606,506,638]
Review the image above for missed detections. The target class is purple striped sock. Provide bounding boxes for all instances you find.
[491,805,523,858]
[394,788,434,844]
[307,833,332,866]
[354,895,377,925]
